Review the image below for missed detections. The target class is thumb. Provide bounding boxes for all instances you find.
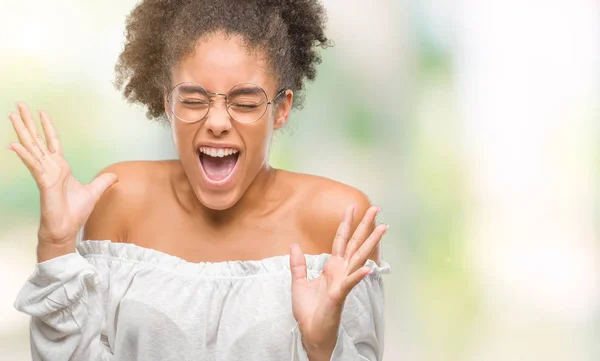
[289,243,307,284]
[87,173,119,201]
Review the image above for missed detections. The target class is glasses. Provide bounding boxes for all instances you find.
[166,82,286,124]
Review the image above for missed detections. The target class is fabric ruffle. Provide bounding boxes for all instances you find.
[76,240,391,279]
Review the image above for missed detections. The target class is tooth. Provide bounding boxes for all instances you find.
[198,146,240,156]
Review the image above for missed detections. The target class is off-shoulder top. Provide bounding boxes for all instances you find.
[14,240,390,361]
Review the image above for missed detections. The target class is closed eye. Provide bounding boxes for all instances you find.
[181,100,208,104]
[231,103,259,109]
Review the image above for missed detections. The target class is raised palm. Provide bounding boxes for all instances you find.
[290,204,387,350]
[8,103,118,245]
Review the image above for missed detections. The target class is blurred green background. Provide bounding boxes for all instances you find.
[1,1,598,360]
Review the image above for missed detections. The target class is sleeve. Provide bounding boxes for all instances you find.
[13,252,112,361]
[290,261,390,361]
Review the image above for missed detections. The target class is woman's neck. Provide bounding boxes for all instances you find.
[176,163,281,226]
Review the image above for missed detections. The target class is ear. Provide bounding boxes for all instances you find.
[273,90,293,130]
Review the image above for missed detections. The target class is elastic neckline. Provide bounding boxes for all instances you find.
[77,240,391,278]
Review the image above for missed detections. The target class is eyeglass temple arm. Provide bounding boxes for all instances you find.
[269,88,289,104]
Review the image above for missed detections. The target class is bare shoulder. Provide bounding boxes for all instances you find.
[83,160,177,242]
[290,172,380,262]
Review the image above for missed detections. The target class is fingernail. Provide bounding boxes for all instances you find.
[385,224,390,230]
[368,269,374,275]
[7,145,14,152]
[290,243,298,249]
[7,112,12,119]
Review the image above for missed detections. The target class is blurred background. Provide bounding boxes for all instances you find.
[1,0,598,360]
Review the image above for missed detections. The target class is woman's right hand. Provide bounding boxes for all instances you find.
[8,103,118,260]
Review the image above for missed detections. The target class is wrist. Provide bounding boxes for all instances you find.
[301,331,338,361]
[302,341,334,361]
[37,241,76,263]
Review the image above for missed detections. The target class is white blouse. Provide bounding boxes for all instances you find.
[14,240,390,361]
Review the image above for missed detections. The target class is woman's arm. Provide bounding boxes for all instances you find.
[292,186,389,361]
[290,266,388,361]
[8,104,133,360]
[14,161,141,361]
[14,252,114,361]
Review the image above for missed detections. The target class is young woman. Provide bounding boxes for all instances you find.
[9,1,390,360]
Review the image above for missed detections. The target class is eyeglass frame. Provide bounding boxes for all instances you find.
[165,81,288,124]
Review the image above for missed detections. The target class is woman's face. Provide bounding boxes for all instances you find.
[165,33,292,210]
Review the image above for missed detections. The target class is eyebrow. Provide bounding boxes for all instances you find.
[174,84,265,98]
[227,86,264,97]
[178,85,208,95]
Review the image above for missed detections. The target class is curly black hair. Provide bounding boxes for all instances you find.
[114,0,332,122]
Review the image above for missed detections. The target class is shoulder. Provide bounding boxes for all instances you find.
[291,172,381,263]
[82,160,178,242]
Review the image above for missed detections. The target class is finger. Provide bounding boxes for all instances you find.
[341,266,372,296]
[9,112,45,161]
[348,224,388,274]
[86,173,119,201]
[289,243,307,284]
[15,103,49,156]
[39,110,62,155]
[8,142,42,182]
[332,204,355,256]
[344,205,380,259]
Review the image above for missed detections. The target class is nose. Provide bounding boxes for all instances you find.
[204,98,232,137]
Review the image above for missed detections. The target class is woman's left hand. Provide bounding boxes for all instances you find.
[289,204,388,361]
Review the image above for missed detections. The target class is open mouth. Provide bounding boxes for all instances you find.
[198,146,240,184]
